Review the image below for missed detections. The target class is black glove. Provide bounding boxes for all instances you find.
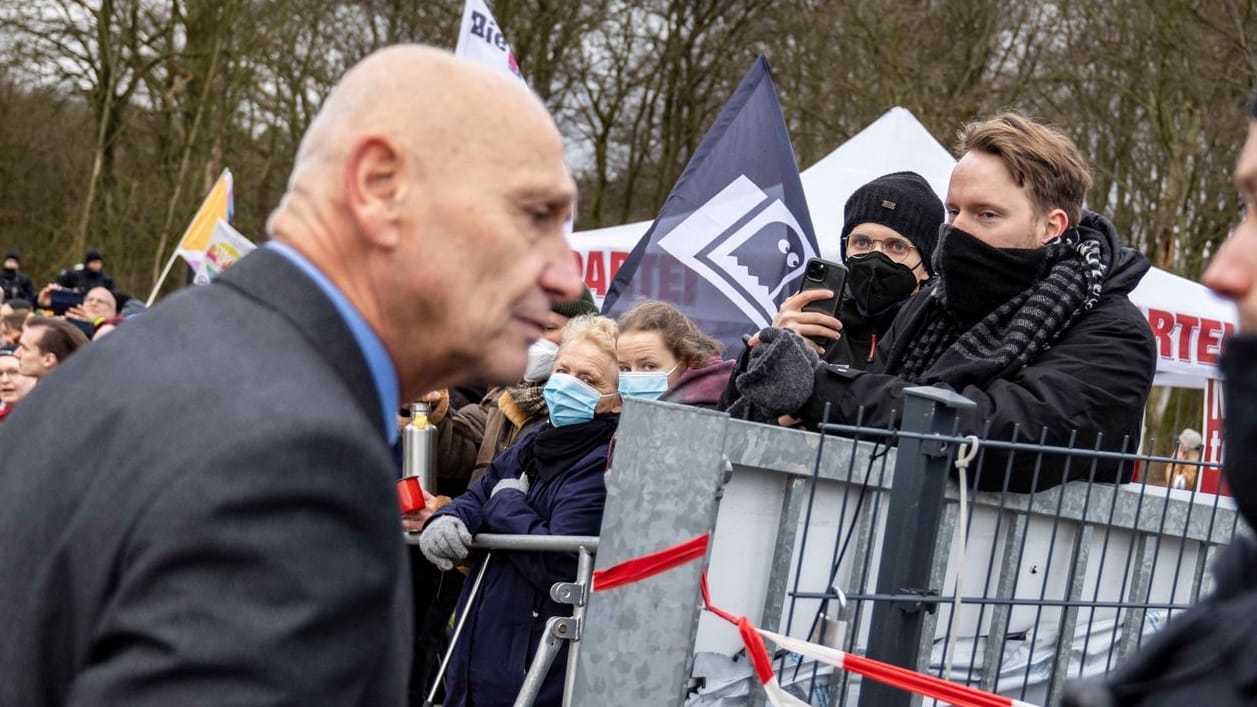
[727,328,820,422]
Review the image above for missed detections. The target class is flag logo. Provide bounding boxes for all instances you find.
[657,175,814,329]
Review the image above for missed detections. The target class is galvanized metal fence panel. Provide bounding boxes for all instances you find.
[570,393,1239,707]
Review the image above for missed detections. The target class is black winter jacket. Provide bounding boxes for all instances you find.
[795,213,1157,492]
[0,269,34,303]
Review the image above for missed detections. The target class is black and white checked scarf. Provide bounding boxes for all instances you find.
[884,222,1108,390]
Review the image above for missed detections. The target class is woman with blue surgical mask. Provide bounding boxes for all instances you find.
[616,300,735,409]
[417,315,620,707]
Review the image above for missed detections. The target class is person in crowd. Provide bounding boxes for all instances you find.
[617,299,734,408]
[418,315,621,707]
[55,248,115,293]
[1,310,26,346]
[1,297,32,317]
[1062,86,1257,707]
[0,43,582,706]
[0,345,36,423]
[14,315,88,381]
[1148,428,1204,490]
[402,286,598,706]
[63,286,118,335]
[1,251,35,303]
[727,112,1156,493]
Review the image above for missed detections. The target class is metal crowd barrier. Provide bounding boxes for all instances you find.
[403,532,599,707]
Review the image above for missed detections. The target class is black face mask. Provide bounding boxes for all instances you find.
[846,252,920,318]
[2,266,14,274]
[937,224,1046,325]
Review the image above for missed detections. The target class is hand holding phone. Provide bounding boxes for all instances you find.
[49,289,85,316]
[796,258,848,347]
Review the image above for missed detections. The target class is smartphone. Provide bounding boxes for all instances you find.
[49,289,85,316]
[799,257,848,347]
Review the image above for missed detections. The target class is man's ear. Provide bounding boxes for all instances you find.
[42,351,57,371]
[1038,208,1070,244]
[345,136,407,249]
[610,395,623,415]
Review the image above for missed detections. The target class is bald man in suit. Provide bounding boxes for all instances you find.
[0,45,581,706]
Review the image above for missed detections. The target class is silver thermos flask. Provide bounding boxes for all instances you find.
[402,401,437,493]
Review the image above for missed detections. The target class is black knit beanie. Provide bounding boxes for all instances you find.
[840,171,944,276]
[550,284,599,319]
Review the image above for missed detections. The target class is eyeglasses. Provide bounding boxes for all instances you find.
[846,234,918,263]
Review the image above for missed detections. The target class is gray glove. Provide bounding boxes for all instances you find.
[491,474,530,498]
[728,327,821,421]
[418,515,472,571]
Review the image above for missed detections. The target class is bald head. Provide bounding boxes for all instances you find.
[83,287,116,320]
[279,46,558,217]
[267,44,582,400]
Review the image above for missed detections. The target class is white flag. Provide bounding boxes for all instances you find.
[193,219,257,286]
[454,0,525,82]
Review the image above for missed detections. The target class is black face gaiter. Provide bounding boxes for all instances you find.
[846,252,919,318]
[937,224,1046,326]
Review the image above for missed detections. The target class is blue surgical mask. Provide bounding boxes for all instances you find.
[542,372,615,427]
[617,365,677,401]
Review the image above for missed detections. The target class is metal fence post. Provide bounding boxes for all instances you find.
[569,398,730,706]
[857,386,975,707]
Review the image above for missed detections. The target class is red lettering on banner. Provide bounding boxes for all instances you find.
[1145,308,1236,368]
[609,251,629,282]
[585,250,607,296]
[1176,314,1199,362]
[1197,318,1223,365]
[1147,309,1175,359]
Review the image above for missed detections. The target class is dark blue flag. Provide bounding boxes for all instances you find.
[601,55,818,353]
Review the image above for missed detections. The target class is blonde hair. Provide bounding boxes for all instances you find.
[617,300,722,369]
[559,315,619,362]
[956,112,1093,227]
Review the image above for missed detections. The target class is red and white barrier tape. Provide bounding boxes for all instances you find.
[591,534,1038,707]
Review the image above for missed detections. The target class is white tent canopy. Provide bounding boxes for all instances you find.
[569,107,1236,387]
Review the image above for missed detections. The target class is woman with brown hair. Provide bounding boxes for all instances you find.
[616,299,735,409]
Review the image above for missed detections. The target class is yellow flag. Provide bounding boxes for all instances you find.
[175,169,233,269]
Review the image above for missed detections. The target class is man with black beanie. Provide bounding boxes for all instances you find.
[55,249,115,293]
[1062,88,1257,707]
[831,170,942,364]
[0,252,35,303]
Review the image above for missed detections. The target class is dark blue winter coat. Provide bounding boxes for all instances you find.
[435,423,612,707]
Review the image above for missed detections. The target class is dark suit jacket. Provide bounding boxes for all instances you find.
[0,248,409,706]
